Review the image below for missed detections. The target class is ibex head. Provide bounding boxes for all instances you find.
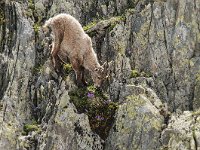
[92,62,108,88]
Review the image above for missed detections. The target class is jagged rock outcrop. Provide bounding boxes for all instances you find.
[161,110,200,150]
[35,90,103,150]
[0,1,35,149]
[105,79,164,150]
[0,0,200,150]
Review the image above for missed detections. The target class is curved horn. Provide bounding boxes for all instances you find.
[102,62,106,68]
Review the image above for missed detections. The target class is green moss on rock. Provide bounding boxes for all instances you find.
[195,70,200,82]
[83,15,125,32]
[33,23,40,34]
[130,69,140,78]
[83,20,98,31]
[23,123,41,135]
[28,0,35,10]
[130,69,152,78]
[63,63,72,74]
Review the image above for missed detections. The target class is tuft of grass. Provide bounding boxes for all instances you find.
[130,69,140,78]
[83,20,97,31]
[69,86,118,140]
[62,63,73,80]
[87,85,96,93]
[84,16,125,32]
[23,123,41,135]
[63,63,72,74]
[33,23,40,34]
[112,15,125,22]
[28,0,34,10]
[195,71,200,82]
[108,15,126,31]
[130,69,152,78]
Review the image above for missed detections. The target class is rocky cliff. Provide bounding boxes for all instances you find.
[0,0,200,150]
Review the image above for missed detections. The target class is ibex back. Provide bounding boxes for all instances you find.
[43,13,107,87]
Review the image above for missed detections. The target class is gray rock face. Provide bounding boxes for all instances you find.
[0,1,35,149]
[161,110,200,150]
[106,0,200,111]
[37,91,103,150]
[0,0,200,150]
[105,81,164,150]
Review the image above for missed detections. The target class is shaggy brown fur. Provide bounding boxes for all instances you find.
[43,14,106,87]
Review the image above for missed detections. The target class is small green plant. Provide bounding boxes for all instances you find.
[130,69,140,78]
[23,123,41,135]
[69,86,118,140]
[195,71,200,82]
[130,69,152,78]
[32,65,44,74]
[112,15,125,22]
[63,63,72,74]
[109,15,126,31]
[87,85,96,93]
[28,0,34,10]
[83,20,97,31]
[33,23,40,34]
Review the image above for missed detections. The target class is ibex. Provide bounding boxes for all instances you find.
[43,13,107,87]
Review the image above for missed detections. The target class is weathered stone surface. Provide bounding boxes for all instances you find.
[0,0,200,150]
[0,1,35,149]
[82,0,200,111]
[161,110,200,150]
[105,80,164,150]
[115,0,200,111]
[194,78,200,110]
[37,91,103,150]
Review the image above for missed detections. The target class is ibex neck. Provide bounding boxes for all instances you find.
[84,51,101,72]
